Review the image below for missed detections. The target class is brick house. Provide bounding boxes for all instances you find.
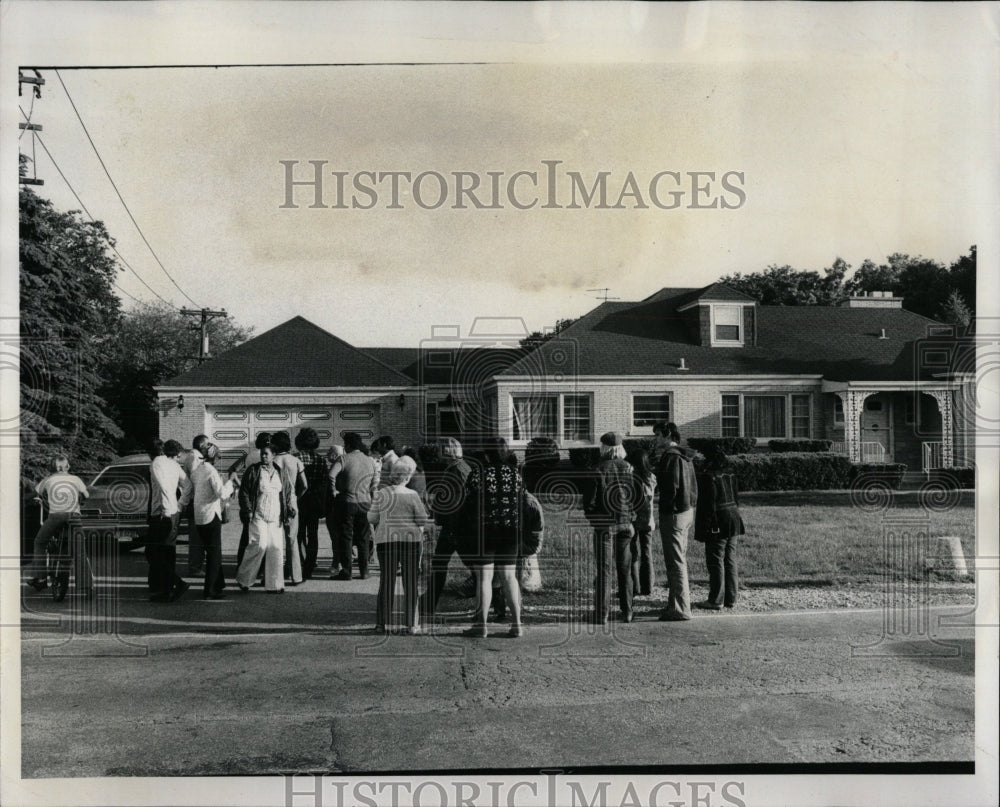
[157,285,974,473]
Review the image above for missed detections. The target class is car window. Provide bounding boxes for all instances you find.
[91,466,150,488]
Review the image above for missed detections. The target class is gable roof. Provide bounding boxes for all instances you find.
[500,288,943,382]
[161,316,414,388]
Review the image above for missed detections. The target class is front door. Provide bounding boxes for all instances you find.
[859,393,892,462]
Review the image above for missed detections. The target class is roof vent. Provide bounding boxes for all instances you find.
[878,328,887,339]
[678,357,689,371]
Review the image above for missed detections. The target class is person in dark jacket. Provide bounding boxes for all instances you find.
[654,422,698,621]
[294,427,328,580]
[236,432,272,569]
[694,446,745,610]
[235,445,289,592]
[583,431,636,624]
[424,437,473,621]
[626,447,657,597]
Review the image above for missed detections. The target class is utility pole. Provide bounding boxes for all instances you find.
[19,70,45,186]
[180,307,228,364]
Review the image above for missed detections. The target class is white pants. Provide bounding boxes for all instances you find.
[237,518,285,591]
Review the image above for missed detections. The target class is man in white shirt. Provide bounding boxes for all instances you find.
[182,435,208,576]
[149,438,193,601]
[190,443,235,599]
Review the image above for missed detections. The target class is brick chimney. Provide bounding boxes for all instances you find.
[840,290,903,309]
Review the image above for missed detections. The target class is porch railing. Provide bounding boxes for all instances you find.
[827,441,887,463]
[922,441,948,475]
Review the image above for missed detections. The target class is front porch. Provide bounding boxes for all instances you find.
[822,383,965,474]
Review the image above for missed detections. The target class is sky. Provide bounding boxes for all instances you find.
[5,3,998,347]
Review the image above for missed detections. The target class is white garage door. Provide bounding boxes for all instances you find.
[207,405,380,464]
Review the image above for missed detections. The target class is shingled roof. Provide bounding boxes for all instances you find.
[161,316,414,388]
[500,287,944,382]
[360,347,527,385]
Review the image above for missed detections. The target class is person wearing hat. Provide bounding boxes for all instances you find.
[582,431,637,624]
[654,422,698,621]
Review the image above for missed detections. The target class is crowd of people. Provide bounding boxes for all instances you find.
[26,421,746,635]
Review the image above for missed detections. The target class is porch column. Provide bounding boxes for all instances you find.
[927,390,954,468]
[841,389,876,463]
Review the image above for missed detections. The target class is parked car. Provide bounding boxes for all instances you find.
[78,453,156,548]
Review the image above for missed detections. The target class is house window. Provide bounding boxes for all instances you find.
[424,402,438,441]
[744,396,786,438]
[721,393,812,439]
[632,394,671,430]
[713,305,742,344]
[563,395,592,442]
[904,397,916,425]
[721,395,740,436]
[834,398,844,425]
[791,394,811,438]
[511,394,591,443]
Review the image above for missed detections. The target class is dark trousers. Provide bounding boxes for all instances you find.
[334,498,371,577]
[376,542,422,629]
[593,528,634,621]
[705,533,739,608]
[186,502,205,573]
[197,516,226,597]
[630,527,655,596]
[148,514,183,596]
[297,494,322,579]
[424,526,462,618]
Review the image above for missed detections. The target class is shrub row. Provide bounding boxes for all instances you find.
[687,436,757,455]
[767,439,834,453]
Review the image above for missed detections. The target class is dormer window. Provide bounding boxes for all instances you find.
[712,305,743,345]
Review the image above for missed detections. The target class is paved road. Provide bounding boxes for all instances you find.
[20,556,974,776]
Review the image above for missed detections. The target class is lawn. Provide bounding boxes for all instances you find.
[525,492,976,591]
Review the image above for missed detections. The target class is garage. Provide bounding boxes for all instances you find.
[207,404,381,464]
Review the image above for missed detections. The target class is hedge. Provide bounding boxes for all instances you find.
[768,439,833,453]
[847,462,907,489]
[725,452,852,491]
[687,436,757,455]
[523,437,561,492]
[927,467,975,489]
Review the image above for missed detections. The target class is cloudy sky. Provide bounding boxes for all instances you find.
[4,3,997,346]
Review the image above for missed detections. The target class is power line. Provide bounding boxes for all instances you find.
[54,69,201,308]
[20,104,179,310]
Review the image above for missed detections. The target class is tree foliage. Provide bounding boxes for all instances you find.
[719,259,849,306]
[519,316,579,351]
[19,185,123,487]
[100,302,253,453]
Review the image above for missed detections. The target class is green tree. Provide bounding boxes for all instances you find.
[940,290,972,329]
[19,184,123,487]
[949,246,976,317]
[719,261,847,306]
[100,302,253,453]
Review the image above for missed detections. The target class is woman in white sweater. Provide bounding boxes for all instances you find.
[368,456,428,634]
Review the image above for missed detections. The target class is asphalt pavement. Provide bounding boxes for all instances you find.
[18,522,976,776]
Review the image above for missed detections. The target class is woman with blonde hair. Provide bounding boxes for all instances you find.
[368,455,428,634]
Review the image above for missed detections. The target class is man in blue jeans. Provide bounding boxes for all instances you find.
[654,422,698,621]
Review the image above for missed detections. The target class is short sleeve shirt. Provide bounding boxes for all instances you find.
[36,473,88,514]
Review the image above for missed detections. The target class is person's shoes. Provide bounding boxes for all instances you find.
[168,581,190,602]
[659,611,691,622]
[237,583,250,592]
[328,567,343,579]
[286,580,299,587]
[694,601,723,611]
[507,624,523,638]
[265,589,285,594]
[206,593,227,600]
[724,602,738,610]
[149,592,170,602]
[462,625,488,638]
[333,572,351,581]
[358,572,369,580]
[408,625,422,636]
[622,612,634,623]
[26,578,48,592]
[374,624,387,635]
